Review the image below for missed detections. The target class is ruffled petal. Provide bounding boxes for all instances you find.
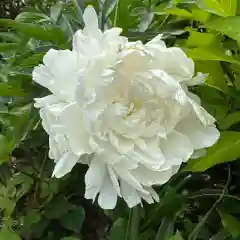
[52,151,79,178]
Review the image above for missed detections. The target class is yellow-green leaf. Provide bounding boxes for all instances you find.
[185,48,238,64]
[191,8,210,22]
[195,61,228,92]
[196,0,237,17]
[186,131,240,172]
[167,8,193,18]
[185,30,222,48]
[206,16,240,42]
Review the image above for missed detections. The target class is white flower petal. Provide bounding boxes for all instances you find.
[176,116,220,149]
[188,97,216,126]
[60,103,92,155]
[83,6,99,32]
[85,159,106,201]
[98,173,118,209]
[108,166,122,197]
[161,131,193,164]
[52,151,78,178]
[120,180,141,208]
[33,10,219,210]
[132,164,175,186]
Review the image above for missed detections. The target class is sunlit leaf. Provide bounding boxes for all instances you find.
[185,48,238,64]
[186,131,240,171]
[167,8,193,18]
[195,61,228,92]
[206,17,240,42]
[196,0,237,17]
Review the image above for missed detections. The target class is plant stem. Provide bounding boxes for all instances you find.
[126,206,140,240]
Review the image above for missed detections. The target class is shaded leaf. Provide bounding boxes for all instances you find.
[169,231,184,240]
[44,196,72,219]
[51,2,63,23]
[60,206,85,233]
[156,215,176,240]
[219,112,240,130]
[0,83,25,97]
[0,43,20,52]
[0,196,16,217]
[108,218,128,240]
[210,229,231,240]
[220,212,240,238]
[0,19,65,44]
[61,237,79,240]
[0,228,20,240]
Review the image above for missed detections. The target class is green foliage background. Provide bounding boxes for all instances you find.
[1,0,240,239]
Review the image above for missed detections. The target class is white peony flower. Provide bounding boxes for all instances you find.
[33,6,220,209]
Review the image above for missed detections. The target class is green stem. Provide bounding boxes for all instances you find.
[155,215,176,240]
[126,206,140,240]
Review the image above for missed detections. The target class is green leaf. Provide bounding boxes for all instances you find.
[185,30,222,48]
[73,0,84,24]
[196,0,237,17]
[219,112,240,130]
[126,207,140,240]
[22,209,41,229]
[18,52,45,68]
[0,19,65,44]
[102,0,117,20]
[0,134,9,163]
[44,196,72,219]
[169,231,184,240]
[185,48,238,64]
[206,17,240,42]
[50,2,63,23]
[0,228,20,240]
[0,196,16,217]
[210,229,231,240]
[186,131,240,172]
[15,12,50,23]
[0,43,20,52]
[220,212,240,237]
[156,215,176,240]
[61,237,79,240]
[195,85,228,121]
[60,206,85,233]
[167,8,193,18]
[191,8,210,22]
[108,218,128,240]
[0,83,25,97]
[0,32,21,42]
[195,61,228,92]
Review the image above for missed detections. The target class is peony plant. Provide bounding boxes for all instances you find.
[33,6,219,209]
